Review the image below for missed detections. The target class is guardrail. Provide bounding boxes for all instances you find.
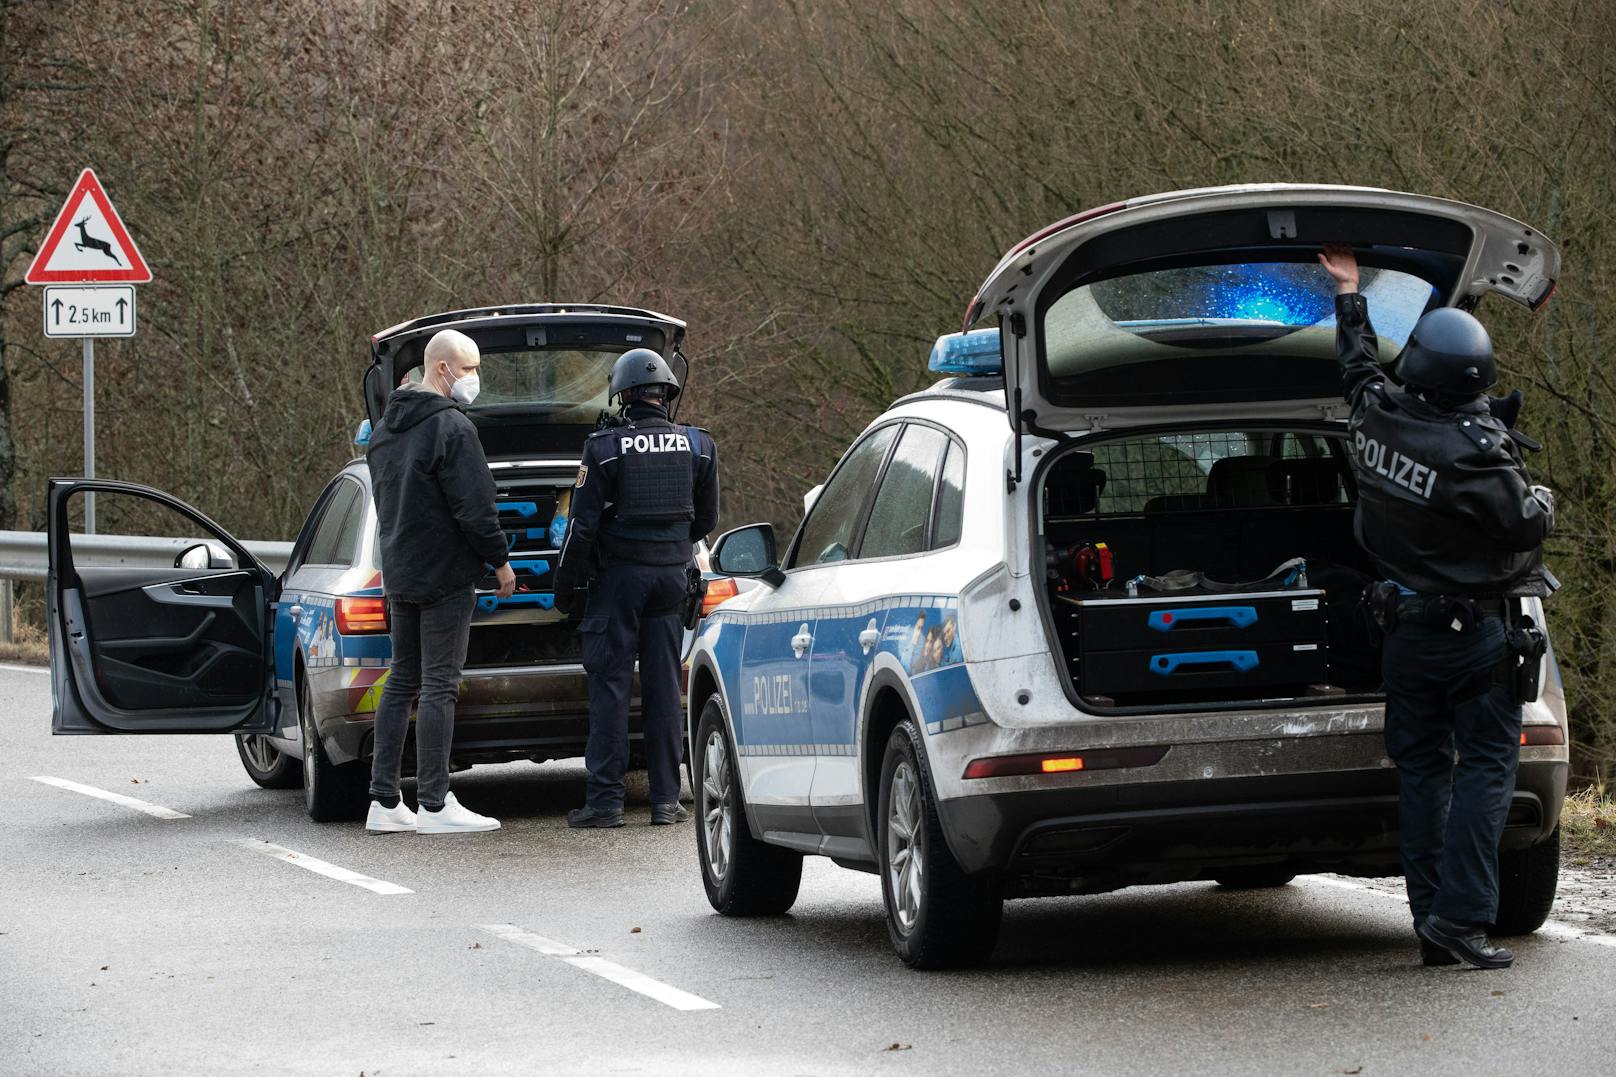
[0,529,293,582]
[0,530,294,646]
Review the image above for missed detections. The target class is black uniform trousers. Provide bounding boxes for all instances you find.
[1381,614,1522,926]
[578,562,687,812]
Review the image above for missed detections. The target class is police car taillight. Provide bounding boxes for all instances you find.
[336,597,389,635]
[962,745,1169,779]
[701,577,739,617]
[928,328,1002,376]
[1521,725,1564,746]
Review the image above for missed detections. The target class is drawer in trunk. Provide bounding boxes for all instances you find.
[1079,640,1329,697]
[1062,589,1326,652]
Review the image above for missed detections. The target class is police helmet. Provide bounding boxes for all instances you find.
[1396,308,1497,396]
[608,347,682,403]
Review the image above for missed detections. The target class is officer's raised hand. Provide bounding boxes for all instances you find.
[1317,243,1359,293]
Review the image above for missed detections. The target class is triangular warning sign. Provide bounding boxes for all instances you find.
[25,168,151,284]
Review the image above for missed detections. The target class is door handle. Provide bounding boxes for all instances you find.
[791,623,812,659]
[288,605,304,617]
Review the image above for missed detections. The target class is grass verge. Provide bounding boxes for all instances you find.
[1562,786,1616,867]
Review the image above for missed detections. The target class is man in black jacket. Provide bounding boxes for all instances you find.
[553,348,719,828]
[1319,244,1555,969]
[364,328,515,835]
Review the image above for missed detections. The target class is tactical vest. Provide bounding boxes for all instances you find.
[607,417,696,531]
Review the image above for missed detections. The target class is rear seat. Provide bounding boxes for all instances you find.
[1267,458,1350,506]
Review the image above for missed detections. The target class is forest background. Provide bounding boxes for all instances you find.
[2,0,1613,780]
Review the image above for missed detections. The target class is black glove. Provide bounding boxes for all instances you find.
[1487,389,1524,430]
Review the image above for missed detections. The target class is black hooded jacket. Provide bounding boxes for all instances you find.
[366,387,508,604]
[1336,292,1553,596]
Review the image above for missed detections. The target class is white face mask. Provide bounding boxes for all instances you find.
[449,372,480,405]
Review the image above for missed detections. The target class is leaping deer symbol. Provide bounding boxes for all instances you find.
[73,216,122,266]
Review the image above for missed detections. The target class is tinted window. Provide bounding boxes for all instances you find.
[791,425,898,568]
[304,482,363,566]
[931,442,965,549]
[861,425,947,560]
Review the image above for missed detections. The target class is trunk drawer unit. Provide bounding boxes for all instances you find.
[477,472,571,615]
[1057,590,1328,701]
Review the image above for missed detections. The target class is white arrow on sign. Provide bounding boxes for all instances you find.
[42,285,136,338]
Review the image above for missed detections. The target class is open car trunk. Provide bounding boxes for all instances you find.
[1037,426,1382,711]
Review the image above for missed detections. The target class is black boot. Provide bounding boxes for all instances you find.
[650,802,690,825]
[566,805,625,829]
[1417,915,1514,969]
[1419,936,1460,967]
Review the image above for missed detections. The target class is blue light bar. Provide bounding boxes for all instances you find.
[354,419,372,449]
[928,328,1002,376]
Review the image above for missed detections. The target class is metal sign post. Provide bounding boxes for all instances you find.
[25,169,152,536]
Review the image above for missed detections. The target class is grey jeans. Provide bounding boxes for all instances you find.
[368,587,476,811]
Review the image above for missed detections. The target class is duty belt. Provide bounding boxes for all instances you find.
[1394,592,1509,629]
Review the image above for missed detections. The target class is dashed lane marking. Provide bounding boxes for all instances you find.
[229,839,413,896]
[478,923,721,1011]
[30,775,191,819]
[1304,874,1616,950]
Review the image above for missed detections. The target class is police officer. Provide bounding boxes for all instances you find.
[553,348,719,828]
[1319,244,1555,969]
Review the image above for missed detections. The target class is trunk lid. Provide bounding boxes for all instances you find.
[364,304,688,459]
[966,184,1559,432]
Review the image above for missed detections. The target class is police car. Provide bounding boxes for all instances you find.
[45,305,732,821]
[688,185,1570,968]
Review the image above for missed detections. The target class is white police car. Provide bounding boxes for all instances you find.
[688,184,1570,968]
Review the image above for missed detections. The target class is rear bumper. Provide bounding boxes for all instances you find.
[936,758,1567,891]
[315,662,645,766]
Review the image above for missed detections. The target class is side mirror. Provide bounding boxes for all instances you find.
[803,484,824,515]
[176,542,236,570]
[710,523,786,587]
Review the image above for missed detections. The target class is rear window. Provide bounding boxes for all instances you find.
[1039,262,1438,408]
[404,349,616,424]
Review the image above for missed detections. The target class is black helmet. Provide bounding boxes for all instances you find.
[1396,308,1497,396]
[608,347,682,403]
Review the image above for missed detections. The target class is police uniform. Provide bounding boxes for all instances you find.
[553,400,720,818]
[1336,291,1554,939]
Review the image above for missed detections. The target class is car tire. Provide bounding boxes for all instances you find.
[299,672,368,823]
[693,697,803,916]
[234,733,301,789]
[878,720,1002,969]
[1213,867,1297,890]
[1491,826,1560,936]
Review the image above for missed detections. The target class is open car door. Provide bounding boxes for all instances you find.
[48,479,278,734]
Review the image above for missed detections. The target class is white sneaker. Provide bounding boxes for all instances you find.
[365,799,418,833]
[415,792,501,834]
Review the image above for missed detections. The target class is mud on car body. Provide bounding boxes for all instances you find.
[684,184,1569,969]
[47,304,731,822]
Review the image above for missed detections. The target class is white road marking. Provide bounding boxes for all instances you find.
[478,923,721,1011]
[30,775,191,819]
[0,662,50,675]
[1302,875,1616,950]
[229,839,413,896]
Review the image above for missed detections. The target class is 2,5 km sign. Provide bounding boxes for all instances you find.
[43,285,136,338]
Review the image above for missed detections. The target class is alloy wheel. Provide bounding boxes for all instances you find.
[701,729,734,883]
[240,734,281,773]
[886,760,924,933]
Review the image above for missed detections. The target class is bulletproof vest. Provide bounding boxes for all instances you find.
[1348,386,1547,596]
[607,417,696,528]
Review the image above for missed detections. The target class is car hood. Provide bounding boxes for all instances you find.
[964,184,1560,432]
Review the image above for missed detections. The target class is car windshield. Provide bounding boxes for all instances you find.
[404,348,614,423]
[1047,261,1441,404]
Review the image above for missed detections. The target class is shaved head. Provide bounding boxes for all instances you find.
[422,329,481,397]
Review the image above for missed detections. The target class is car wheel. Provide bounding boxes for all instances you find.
[234,733,300,789]
[878,720,1002,969]
[299,673,368,823]
[1213,867,1297,889]
[693,697,802,915]
[1491,826,1560,936]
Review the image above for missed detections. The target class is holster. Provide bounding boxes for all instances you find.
[1363,580,1401,640]
[681,564,709,631]
[1495,608,1548,705]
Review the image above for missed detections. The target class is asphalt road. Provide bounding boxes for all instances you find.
[4,664,1613,1076]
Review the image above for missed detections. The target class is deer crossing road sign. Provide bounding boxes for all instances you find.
[25,168,150,286]
[43,286,136,338]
